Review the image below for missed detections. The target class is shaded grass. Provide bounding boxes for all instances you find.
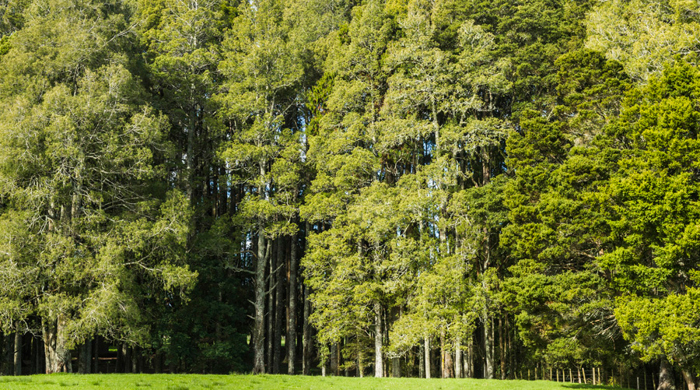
[0,374,631,390]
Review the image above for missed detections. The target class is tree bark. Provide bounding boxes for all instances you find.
[252,223,267,374]
[374,302,383,378]
[507,317,514,379]
[330,343,338,376]
[267,239,276,372]
[440,331,445,378]
[43,315,71,373]
[302,282,311,375]
[358,346,364,378]
[455,336,462,378]
[273,237,285,374]
[392,356,401,378]
[499,317,505,380]
[467,337,474,378]
[78,340,91,374]
[302,223,312,376]
[13,330,21,376]
[424,337,431,379]
[483,313,493,379]
[681,369,695,390]
[287,230,298,375]
[123,344,131,373]
[658,359,676,390]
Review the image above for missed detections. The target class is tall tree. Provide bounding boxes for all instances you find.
[0,0,196,373]
[218,0,304,374]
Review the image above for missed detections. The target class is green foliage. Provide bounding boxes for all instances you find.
[586,0,700,82]
[0,0,195,353]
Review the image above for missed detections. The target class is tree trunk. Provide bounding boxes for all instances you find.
[123,344,131,373]
[508,317,514,379]
[273,238,285,374]
[13,330,21,376]
[455,336,462,378]
[78,340,91,374]
[424,337,431,379]
[302,282,311,375]
[302,223,312,376]
[440,331,445,378]
[358,347,364,378]
[392,356,401,378]
[499,317,505,380]
[330,343,338,376]
[43,316,71,373]
[374,302,383,378]
[287,230,298,375]
[658,359,676,390]
[132,346,139,374]
[253,223,267,374]
[483,314,493,379]
[468,336,475,378]
[267,239,276,372]
[681,369,695,390]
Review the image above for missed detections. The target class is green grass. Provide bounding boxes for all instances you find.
[0,374,630,390]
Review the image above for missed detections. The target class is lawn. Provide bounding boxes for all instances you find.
[0,374,630,390]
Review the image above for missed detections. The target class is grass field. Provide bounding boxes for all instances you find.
[0,374,630,390]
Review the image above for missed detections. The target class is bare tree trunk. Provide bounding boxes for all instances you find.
[287,230,298,375]
[467,337,474,378]
[682,369,696,390]
[43,315,71,374]
[424,337,431,379]
[374,302,383,378]
[13,330,21,376]
[78,341,91,374]
[392,356,401,378]
[330,343,338,376]
[508,317,514,379]
[124,344,132,373]
[483,313,493,379]
[253,222,267,374]
[302,223,312,376]
[267,239,276,372]
[440,331,446,378]
[302,282,311,375]
[658,359,676,390]
[455,336,462,378]
[441,330,453,378]
[273,238,285,374]
[499,317,505,380]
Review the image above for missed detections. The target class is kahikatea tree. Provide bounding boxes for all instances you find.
[0,0,196,373]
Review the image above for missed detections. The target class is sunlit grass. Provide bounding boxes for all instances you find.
[0,374,630,390]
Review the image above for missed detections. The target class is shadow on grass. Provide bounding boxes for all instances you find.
[562,385,630,390]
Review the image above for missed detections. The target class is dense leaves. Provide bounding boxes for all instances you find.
[0,0,699,386]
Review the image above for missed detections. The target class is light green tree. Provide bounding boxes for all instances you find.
[0,0,196,373]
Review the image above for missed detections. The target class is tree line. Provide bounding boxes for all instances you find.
[0,0,699,389]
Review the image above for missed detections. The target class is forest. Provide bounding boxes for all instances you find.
[0,0,699,389]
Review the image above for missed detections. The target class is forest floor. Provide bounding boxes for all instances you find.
[0,374,630,390]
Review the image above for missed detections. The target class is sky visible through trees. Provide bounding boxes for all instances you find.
[0,0,700,389]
